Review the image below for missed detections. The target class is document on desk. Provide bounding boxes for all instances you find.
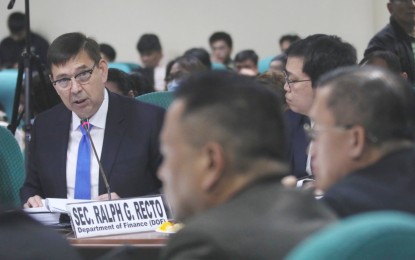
[24,198,91,213]
[24,198,92,226]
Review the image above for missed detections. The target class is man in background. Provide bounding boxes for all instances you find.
[159,71,336,259]
[284,34,356,178]
[310,66,415,218]
[364,0,415,85]
[209,31,233,69]
[279,34,301,53]
[0,12,49,69]
[234,49,259,76]
[135,33,166,91]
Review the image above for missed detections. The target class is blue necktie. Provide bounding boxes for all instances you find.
[74,124,93,199]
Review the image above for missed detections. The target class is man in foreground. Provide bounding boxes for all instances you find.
[158,71,336,259]
[309,66,415,218]
[21,32,164,207]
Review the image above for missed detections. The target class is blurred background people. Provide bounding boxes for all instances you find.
[234,49,259,76]
[0,12,49,69]
[99,43,116,63]
[134,33,166,91]
[209,31,233,69]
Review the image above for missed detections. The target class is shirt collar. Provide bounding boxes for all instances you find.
[71,89,109,131]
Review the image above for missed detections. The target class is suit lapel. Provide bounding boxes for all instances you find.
[99,92,127,193]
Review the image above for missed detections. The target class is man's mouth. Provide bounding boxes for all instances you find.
[74,98,87,104]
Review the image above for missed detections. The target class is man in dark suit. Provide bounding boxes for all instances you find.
[284,34,357,178]
[158,71,336,259]
[309,66,415,218]
[21,32,164,207]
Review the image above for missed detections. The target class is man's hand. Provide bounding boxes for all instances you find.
[23,195,44,208]
[94,192,120,201]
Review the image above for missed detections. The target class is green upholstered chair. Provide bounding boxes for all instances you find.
[0,69,18,121]
[108,62,140,73]
[258,56,274,73]
[286,211,415,260]
[136,91,174,110]
[211,62,228,70]
[0,126,25,208]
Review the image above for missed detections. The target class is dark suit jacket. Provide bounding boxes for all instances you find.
[322,148,415,218]
[20,91,164,202]
[284,109,309,178]
[364,16,415,84]
[0,209,81,259]
[160,176,336,260]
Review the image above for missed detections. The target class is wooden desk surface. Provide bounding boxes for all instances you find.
[67,231,169,259]
[67,231,169,247]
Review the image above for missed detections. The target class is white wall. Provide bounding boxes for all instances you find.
[0,0,390,64]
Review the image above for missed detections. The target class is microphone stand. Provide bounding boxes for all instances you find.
[81,120,111,200]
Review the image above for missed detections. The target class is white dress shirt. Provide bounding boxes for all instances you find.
[66,90,108,199]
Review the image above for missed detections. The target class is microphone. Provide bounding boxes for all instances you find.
[81,118,111,200]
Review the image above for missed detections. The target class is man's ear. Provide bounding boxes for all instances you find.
[200,142,225,192]
[98,59,108,83]
[349,125,366,159]
[387,2,393,14]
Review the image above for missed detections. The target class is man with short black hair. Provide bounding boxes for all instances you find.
[0,12,49,68]
[234,49,259,76]
[310,66,415,218]
[159,71,336,259]
[135,33,165,91]
[279,34,301,53]
[209,31,233,68]
[284,34,357,178]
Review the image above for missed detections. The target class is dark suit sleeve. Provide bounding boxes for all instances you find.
[160,228,228,260]
[20,119,44,204]
[148,106,165,190]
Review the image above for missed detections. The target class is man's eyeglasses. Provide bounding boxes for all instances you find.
[51,62,97,89]
[283,70,311,89]
[303,123,353,141]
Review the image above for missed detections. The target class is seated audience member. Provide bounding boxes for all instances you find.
[184,47,212,69]
[129,72,154,96]
[279,34,301,53]
[0,209,81,259]
[106,68,137,97]
[209,31,233,68]
[158,71,336,260]
[360,50,408,80]
[30,71,62,117]
[134,33,166,91]
[99,43,116,62]
[364,0,415,85]
[269,53,287,73]
[165,55,209,91]
[0,12,49,68]
[20,32,164,207]
[284,34,357,178]
[309,66,415,218]
[234,49,259,76]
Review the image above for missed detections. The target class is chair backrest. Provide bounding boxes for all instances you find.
[286,211,415,260]
[258,55,275,73]
[0,69,18,121]
[0,126,25,208]
[211,62,228,70]
[108,62,140,73]
[136,91,174,110]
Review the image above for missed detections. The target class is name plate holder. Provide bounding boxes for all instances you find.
[67,195,168,238]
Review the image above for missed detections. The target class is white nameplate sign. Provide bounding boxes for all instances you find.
[67,196,168,238]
